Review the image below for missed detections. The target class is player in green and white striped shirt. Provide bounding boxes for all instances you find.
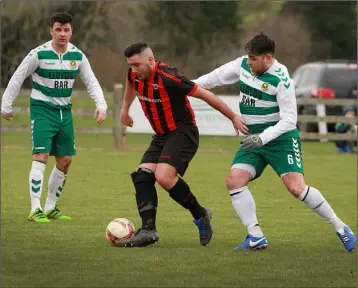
[194,32,355,252]
[1,13,108,223]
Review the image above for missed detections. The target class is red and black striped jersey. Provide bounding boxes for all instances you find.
[127,61,198,135]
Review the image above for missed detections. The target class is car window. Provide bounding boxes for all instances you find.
[321,67,358,97]
[295,67,321,88]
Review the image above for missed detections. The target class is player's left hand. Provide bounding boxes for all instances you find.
[240,134,263,151]
[1,112,13,121]
[94,108,106,125]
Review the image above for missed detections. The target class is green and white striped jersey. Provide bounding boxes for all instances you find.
[194,56,299,144]
[1,41,107,112]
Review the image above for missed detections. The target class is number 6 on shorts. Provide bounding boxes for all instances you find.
[287,154,294,165]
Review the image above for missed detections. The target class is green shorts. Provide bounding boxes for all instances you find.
[232,137,304,179]
[30,105,76,156]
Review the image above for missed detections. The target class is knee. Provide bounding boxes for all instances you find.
[285,181,306,198]
[225,173,236,190]
[131,168,155,186]
[57,156,72,172]
[155,171,177,190]
[226,169,251,191]
[33,153,49,164]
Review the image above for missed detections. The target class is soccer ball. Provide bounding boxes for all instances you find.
[106,218,135,246]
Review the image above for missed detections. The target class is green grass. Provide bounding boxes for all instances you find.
[1,132,357,287]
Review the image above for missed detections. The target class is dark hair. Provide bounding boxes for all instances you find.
[50,13,73,27]
[124,42,149,58]
[343,105,357,115]
[245,31,275,55]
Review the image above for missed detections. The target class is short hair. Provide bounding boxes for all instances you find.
[50,13,73,27]
[124,42,149,58]
[245,31,275,55]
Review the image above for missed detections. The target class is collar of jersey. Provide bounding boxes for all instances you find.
[147,61,159,83]
[264,59,278,74]
[49,40,70,55]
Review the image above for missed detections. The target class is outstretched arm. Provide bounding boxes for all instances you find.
[193,57,243,89]
[191,86,248,135]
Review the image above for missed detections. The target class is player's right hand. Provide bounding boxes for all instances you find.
[1,112,13,121]
[94,108,106,125]
[232,114,248,135]
[119,110,133,127]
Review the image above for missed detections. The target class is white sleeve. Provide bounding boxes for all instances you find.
[193,57,243,89]
[259,79,297,145]
[1,51,39,114]
[79,54,108,111]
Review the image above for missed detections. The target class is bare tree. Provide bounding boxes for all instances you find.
[2,1,52,85]
[1,1,147,90]
[240,9,315,73]
[1,1,330,93]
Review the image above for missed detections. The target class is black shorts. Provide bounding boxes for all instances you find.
[140,125,199,176]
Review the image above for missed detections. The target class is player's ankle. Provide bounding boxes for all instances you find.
[190,206,207,220]
[247,224,264,238]
[142,223,156,230]
[329,216,345,232]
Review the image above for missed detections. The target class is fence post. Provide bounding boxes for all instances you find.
[316,103,328,142]
[113,83,127,150]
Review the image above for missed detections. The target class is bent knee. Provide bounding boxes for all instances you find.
[285,182,306,197]
[57,156,72,171]
[131,168,155,184]
[226,169,252,191]
[282,173,306,197]
[62,156,72,167]
[155,172,177,189]
[155,164,178,190]
[33,153,49,164]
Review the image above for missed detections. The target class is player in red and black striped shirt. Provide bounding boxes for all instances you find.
[118,42,243,248]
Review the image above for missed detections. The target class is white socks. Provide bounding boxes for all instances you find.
[229,186,264,238]
[29,161,46,213]
[229,184,346,237]
[298,185,345,233]
[29,162,67,213]
[44,165,67,213]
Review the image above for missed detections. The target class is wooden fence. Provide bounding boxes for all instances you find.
[2,87,357,149]
[296,98,357,141]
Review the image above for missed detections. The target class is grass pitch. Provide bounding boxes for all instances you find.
[1,130,356,287]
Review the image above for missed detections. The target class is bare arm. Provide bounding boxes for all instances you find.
[192,86,235,119]
[191,86,248,134]
[121,77,137,112]
[120,77,137,127]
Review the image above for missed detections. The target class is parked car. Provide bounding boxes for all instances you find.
[292,60,357,132]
